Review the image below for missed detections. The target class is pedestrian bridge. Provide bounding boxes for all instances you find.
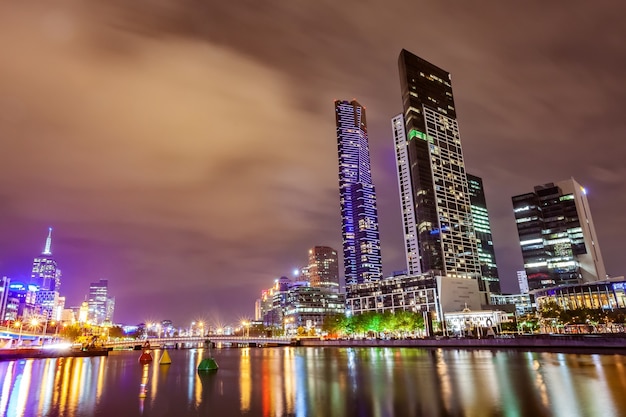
[102,335,295,349]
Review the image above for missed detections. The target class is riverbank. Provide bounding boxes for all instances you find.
[0,347,109,361]
[299,334,626,353]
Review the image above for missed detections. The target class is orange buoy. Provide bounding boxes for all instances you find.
[139,350,153,364]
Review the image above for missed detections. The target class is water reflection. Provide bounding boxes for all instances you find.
[0,348,625,416]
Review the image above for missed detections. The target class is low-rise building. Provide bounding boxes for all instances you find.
[533,277,626,310]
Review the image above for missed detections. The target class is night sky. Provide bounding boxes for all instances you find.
[1,2,625,326]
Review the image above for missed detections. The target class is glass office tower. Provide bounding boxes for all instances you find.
[394,50,480,281]
[467,174,500,293]
[512,179,606,290]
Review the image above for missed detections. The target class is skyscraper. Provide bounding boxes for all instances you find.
[88,279,109,325]
[31,227,62,319]
[467,174,500,293]
[307,246,340,292]
[31,227,61,292]
[512,178,606,290]
[393,50,480,280]
[335,100,382,285]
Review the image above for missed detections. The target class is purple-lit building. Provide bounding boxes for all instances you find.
[30,228,62,319]
[335,100,382,285]
[30,228,61,292]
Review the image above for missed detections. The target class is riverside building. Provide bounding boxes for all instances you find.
[335,100,382,285]
[392,50,481,285]
[467,174,500,293]
[307,246,340,293]
[512,179,606,290]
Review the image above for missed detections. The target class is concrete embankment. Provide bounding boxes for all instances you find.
[299,335,626,353]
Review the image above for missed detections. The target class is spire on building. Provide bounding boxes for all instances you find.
[43,227,53,255]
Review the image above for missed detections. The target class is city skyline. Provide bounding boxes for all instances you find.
[0,2,625,324]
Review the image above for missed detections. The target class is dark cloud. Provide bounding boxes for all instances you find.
[1,1,625,324]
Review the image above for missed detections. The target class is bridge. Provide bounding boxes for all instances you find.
[102,335,295,349]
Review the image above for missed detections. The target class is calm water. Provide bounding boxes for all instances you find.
[1,347,626,417]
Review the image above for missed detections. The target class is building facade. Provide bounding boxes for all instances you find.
[335,100,382,285]
[257,275,345,335]
[517,270,529,294]
[533,278,626,311]
[346,274,482,319]
[467,174,500,293]
[307,246,340,292]
[394,50,480,282]
[512,179,606,290]
[0,276,9,322]
[88,279,109,325]
[30,228,61,292]
[282,286,346,335]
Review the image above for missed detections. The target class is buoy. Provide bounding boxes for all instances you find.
[197,357,219,372]
[159,349,172,365]
[139,351,153,364]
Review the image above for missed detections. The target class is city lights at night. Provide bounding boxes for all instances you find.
[0,2,625,416]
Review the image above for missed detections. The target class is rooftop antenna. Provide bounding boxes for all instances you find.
[43,227,53,255]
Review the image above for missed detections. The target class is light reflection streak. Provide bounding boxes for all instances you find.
[139,363,149,414]
[96,356,106,404]
[194,348,203,406]
[0,361,14,416]
[11,359,33,417]
[435,349,452,414]
[531,356,550,408]
[150,351,160,401]
[38,358,56,416]
[58,358,73,413]
[238,347,251,413]
[282,347,294,413]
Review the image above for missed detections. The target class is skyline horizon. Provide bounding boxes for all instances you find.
[1,2,624,324]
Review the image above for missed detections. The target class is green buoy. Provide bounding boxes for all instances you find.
[197,357,219,372]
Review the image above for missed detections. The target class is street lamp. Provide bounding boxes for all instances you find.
[241,321,250,338]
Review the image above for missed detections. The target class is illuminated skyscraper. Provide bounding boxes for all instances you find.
[467,174,500,293]
[307,246,340,292]
[335,100,382,285]
[31,227,62,319]
[393,50,480,281]
[88,279,109,325]
[512,178,606,290]
[31,227,61,292]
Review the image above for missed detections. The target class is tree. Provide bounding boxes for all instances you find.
[108,326,125,339]
[322,314,346,337]
[539,301,564,332]
[60,323,83,342]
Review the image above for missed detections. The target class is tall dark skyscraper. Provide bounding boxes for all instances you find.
[467,174,500,293]
[393,50,480,281]
[335,100,382,285]
[512,178,606,291]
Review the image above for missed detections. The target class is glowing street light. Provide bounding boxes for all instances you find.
[14,321,23,346]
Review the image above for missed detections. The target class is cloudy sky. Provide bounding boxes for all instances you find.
[1,1,624,326]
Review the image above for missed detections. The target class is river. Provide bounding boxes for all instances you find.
[1,347,625,416]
